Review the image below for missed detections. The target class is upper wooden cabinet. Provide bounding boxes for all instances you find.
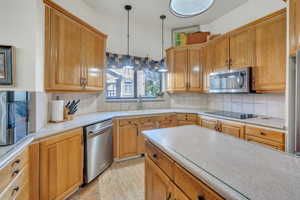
[253,12,286,92]
[166,46,204,93]
[229,28,256,70]
[40,128,83,200]
[211,35,230,72]
[290,0,300,55]
[44,2,107,92]
[166,9,286,94]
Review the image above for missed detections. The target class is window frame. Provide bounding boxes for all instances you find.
[105,69,163,100]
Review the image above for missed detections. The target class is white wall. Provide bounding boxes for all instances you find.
[52,0,171,60]
[0,0,44,91]
[201,0,286,34]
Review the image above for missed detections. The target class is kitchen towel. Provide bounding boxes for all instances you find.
[51,100,64,121]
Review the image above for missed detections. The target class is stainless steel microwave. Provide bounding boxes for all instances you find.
[209,67,251,94]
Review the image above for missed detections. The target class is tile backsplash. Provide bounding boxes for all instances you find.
[207,94,286,118]
[169,93,208,109]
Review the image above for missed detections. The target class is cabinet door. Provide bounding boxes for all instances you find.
[290,0,300,55]
[40,129,83,200]
[188,46,202,92]
[173,48,188,91]
[81,28,106,91]
[48,8,83,91]
[119,124,139,158]
[166,48,175,91]
[145,158,173,200]
[212,36,230,72]
[220,122,244,139]
[200,117,218,131]
[139,122,157,154]
[245,135,284,151]
[229,28,256,70]
[254,14,286,92]
[202,45,212,92]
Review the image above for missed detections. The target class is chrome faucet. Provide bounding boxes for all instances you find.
[137,95,144,110]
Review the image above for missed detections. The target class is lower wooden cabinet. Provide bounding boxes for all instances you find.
[118,119,139,158]
[145,141,224,200]
[245,126,285,151]
[139,120,158,154]
[199,116,218,131]
[219,121,245,139]
[40,128,84,200]
[0,148,30,200]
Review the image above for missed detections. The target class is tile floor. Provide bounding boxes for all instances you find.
[68,158,145,200]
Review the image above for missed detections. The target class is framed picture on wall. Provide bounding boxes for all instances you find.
[171,25,200,46]
[0,46,15,86]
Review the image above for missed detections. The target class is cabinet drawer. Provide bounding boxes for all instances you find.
[0,164,29,200]
[201,118,218,130]
[119,118,139,126]
[174,163,224,200]
[176,113,188,121]
[245,126,285,144]
[0,148,29,193]
[145,141,174,180]
[157,114,176,122]
[177,113,197,122]
[186,114,197,121]
[245,135,285,151]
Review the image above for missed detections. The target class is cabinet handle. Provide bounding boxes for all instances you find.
[260,132,267,136]
[198,196,205,200]
[11,186,19,196]
[152,153,158,159]
[166,192,172,200]
[12,159,20,168]
[11,169,20,177]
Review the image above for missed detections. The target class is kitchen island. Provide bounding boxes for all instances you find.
[143,125,300,200]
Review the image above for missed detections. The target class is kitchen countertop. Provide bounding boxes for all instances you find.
[0,108,285,170]
[142,125,300,200]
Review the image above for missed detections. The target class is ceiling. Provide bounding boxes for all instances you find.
[83,0,248,29]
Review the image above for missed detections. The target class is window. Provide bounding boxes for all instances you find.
[106,67,162,99]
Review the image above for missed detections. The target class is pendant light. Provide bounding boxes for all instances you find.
[123,5,134,69]
[158,15,168,73]
[169,0,215,18]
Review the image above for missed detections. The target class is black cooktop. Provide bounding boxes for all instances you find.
[205,111,257,119]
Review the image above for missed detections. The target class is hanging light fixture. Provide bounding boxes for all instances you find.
[169,0,215,18]
[158,15,168,73]
[123,5,134,69]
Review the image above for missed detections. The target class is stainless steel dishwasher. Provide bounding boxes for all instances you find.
[84,119,113,183]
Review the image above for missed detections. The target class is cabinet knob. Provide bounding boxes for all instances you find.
[153,153,158,158]
[12,159,20,167]
[198,196,205,200]
[260,132,267,136]
[166,192,172,200]
[11,169,20,177]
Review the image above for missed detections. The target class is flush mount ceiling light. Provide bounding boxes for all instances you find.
[169,0,215,18]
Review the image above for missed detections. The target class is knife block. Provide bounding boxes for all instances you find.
[64,108,74,121]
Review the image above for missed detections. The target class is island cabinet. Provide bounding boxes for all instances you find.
[0,148,30,200]
[44,1,107,92]
[145,141,225,200]
[245,126,285,151]
[40,128,84,200]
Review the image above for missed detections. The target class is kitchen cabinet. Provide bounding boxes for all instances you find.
[199,116,218,131]
[253,11,286,92]
[211,35,230,72]
[166,46,204,93]
[245,126,285,151]
[44,3,107,92]
[188,46,203,92]
[40,128,83,200]
[158,114,177,128]
[139,118,158,154]
[202,44,212,93]
[81,28,106,91]
[176,113,198,126]
[145,157,173,200]
[0,148,29,200]
[118,119,139,158]
[220,121,245,139]
[290,0,300,55]
[145,140,225,200]
[229,28,256,70]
